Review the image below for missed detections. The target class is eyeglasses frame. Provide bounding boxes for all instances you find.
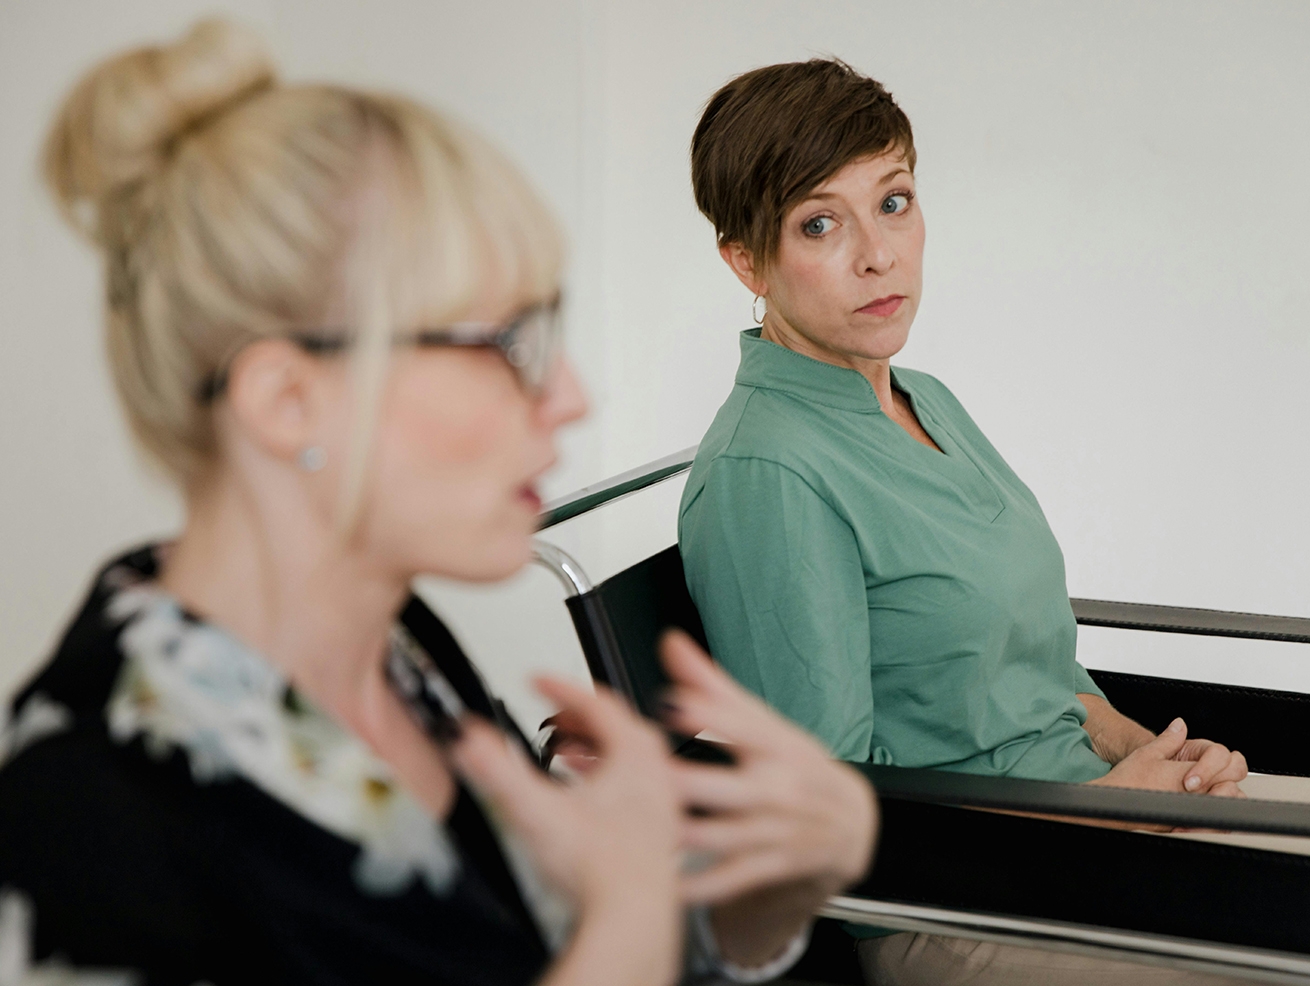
[198,295,562,403]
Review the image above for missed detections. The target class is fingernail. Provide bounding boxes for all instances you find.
[1185,775,1201,791]
[1169,718,1185,733]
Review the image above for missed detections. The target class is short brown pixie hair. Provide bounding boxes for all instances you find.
[691,58,915,262]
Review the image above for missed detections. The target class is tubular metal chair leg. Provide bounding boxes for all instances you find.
[531,540,593,597]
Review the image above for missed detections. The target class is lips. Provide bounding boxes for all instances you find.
[517,456,555,514]
[857,295,905,317]
[518,484,542,513]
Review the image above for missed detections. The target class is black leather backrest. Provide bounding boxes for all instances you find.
[565,545,708,719]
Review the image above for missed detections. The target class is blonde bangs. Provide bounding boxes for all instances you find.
[376,99,564,335]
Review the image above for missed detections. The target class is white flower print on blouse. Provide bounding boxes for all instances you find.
[0,693,73,770]
[104,585,458,898]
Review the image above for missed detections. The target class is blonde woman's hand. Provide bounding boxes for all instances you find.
[452,679,682,986]
[658,631,877,968]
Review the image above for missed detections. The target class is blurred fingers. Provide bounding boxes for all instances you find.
[556,752,601,774]
[533,675,656,760]
[540,708,602,765]
[659,630,734,699]
[660,632,799,755]
[452,716,557,828]
[681,815,791,854]
[679,850,792,905]
[672,761,770,812]
[543,707,592,742]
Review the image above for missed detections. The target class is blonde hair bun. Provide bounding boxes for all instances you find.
[41,17,561,485]
[45,18,275,240]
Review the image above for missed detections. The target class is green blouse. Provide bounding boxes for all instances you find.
[679,329,1111,783]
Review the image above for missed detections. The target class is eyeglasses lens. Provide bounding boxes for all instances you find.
[505,305,560,393]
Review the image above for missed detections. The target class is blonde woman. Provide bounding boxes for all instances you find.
[0,22,877,986]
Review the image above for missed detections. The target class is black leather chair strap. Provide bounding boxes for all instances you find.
[858,763,1310,836]
[859,798,1310,955]
[1072,598,1310,644]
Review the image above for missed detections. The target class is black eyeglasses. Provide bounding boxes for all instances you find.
[199,296,562,403]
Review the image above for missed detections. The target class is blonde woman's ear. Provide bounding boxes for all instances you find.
[223,338,325,464]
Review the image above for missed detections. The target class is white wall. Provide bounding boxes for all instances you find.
[3,1,1308,730]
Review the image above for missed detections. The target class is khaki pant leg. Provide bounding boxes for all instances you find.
[1160,773,1310,856]
[1239,774,1310,804]
[857,933,1254,986]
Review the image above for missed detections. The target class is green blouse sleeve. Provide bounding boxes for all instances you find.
[1073,661,1106,700]
[680,456,874,761]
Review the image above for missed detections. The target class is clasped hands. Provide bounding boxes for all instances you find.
[1080,693,1248,798]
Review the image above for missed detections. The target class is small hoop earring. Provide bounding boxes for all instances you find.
[752,294,767,324]
[298,446,327,472]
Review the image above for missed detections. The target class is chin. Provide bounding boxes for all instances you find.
[454,536,535,584]
[851,324,912,361]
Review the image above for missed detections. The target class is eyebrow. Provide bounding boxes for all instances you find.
[800,169,914,206]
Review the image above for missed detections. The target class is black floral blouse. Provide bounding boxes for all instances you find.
[0,546,554,986]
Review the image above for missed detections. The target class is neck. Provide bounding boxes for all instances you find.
[160,464,408,737]
[760,313,897,412]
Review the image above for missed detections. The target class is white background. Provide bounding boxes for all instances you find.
[2,1,1308,731]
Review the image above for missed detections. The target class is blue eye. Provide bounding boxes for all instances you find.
[802,216,836,236]
[881,193,911,215]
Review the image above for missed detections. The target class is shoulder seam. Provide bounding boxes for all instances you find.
[682,386,760,520]
[702,450,851,529]
[715,386,758,460]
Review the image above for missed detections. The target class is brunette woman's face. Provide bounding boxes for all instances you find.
[731,151,925,367]
[331,303,587,584]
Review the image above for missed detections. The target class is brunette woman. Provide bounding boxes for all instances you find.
[679,58,1248,986]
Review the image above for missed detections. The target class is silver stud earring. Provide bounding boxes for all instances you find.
[298,445,327,472]
[752,294,767,324]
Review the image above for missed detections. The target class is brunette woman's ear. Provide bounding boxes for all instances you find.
[222,338,323,463]
[718,242,768,297]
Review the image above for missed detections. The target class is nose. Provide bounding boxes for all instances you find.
[855,218,896,276]
[536,357,589,431]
